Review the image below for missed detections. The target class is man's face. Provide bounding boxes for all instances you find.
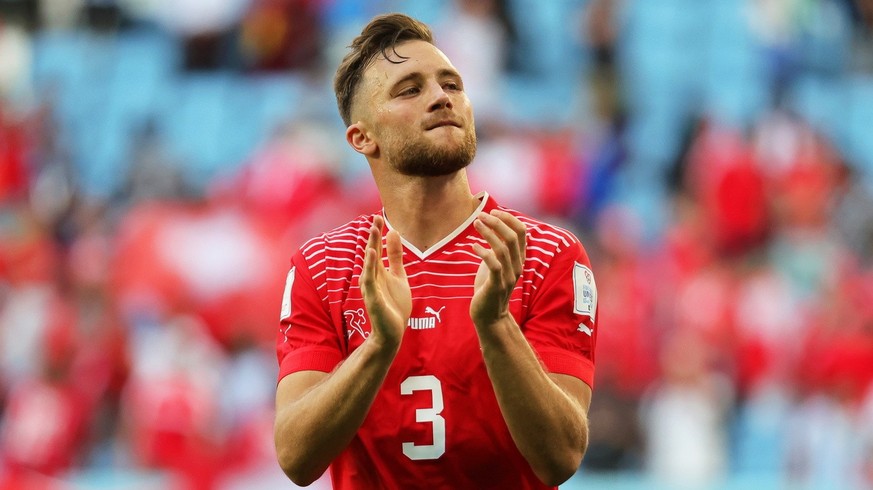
[354,40,477,177]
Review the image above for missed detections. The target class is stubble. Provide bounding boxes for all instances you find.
[385,125,478,177]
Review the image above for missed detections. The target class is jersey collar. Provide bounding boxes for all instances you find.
[383,191,494,261]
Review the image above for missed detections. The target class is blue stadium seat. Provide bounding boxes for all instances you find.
[843,77,873,180]
[159,74,233,183]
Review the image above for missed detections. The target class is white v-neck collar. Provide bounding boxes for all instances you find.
[383,191,489,260]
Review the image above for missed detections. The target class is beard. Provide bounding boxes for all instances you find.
[385,126,477,177]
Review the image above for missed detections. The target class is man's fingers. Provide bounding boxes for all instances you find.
[361,235,378,288]
[491,210,527,258]
[486,211,526,274]
[473,219,513,286]
[385,230,405,278]
[474,218,509,264]
[367,223,382,257]
[481,211,520,243]
[472,242,502,274]
[368,216,384,253]
[362,216,385,286]
[475,213,523,278]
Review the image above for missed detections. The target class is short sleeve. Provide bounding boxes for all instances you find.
[275,248,344,382]
[523,240,598,389]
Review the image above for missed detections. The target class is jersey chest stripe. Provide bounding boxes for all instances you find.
[450,247,488,255]
[324,256,356,264]
[427,260,481,266]
[329,295,527,304]
[537,228,573,247]
[307,257,326,268]
[326,275,359,282]
[406,270,477,279]
[301,240,324,255]
[326,265,362,272]
[440,249,480,258]
[526,256,549,267]
[517,220,575,246]
[524,268,545,281]
[327,233,367,242]
[528,236,559,248]
[330,221,371,234]
[459,232,563,252]
[462,236,488,244]
[326,245,365,254]
[526,246,555,258]
[303,248,325,261]
[327,238,363,246]
[409,294,474,300]
[409,283,474,290]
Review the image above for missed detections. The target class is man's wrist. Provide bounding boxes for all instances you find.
[363,330,403,360]
[473,313,517,346]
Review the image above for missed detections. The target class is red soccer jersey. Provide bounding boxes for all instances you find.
[276,193,598,489]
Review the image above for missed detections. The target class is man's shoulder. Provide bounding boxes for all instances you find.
[496,205,582,252]
[297,213,376,259]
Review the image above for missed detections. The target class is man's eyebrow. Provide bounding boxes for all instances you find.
[389,69,462,91]
[437,68,462,80]
[389,72,424,91]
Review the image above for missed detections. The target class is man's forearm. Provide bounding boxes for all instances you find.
[475,316,589,486]
[274,338,398,485]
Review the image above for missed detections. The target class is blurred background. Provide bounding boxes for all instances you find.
[0,0,872,489]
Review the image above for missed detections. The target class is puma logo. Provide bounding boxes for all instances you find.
[424,306,445,323]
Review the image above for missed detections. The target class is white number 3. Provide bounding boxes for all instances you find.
[400,375,446,460]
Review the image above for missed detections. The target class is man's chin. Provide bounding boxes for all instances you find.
[389,134,477,177]
[396,158,472,177]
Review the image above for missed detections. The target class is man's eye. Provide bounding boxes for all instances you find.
[445,82,461,91]
[399,87,419,96]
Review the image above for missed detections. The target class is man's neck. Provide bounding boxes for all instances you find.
[378,171,481,252]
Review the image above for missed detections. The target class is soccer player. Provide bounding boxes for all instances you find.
[274,13,598,489]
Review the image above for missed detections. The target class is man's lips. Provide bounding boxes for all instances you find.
[425,120,461,130]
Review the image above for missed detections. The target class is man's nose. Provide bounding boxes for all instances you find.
[427,84,453,112]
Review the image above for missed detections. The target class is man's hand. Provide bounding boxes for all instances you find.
[470,210,527,328]
[360,215,412,350]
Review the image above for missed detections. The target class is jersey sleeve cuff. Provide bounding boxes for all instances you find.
[278,346,344,382]
[535,346,595,390]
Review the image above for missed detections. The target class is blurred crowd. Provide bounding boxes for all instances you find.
[0,0,872,489]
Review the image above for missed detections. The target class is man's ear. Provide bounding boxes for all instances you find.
[346,123,377,157]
